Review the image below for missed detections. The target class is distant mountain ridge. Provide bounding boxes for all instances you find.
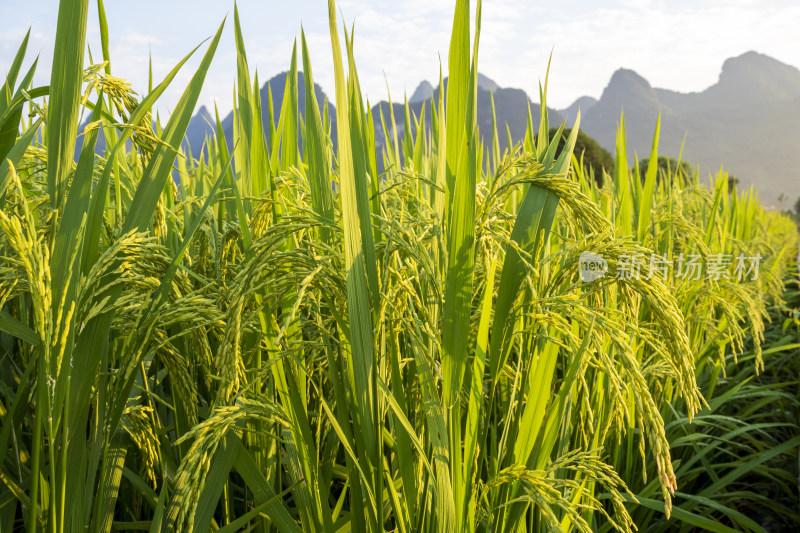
[560,51,800,206]
[180,50,800,207]
[183,70,336,155]
[369,74,562,160]
[184,70,562,170]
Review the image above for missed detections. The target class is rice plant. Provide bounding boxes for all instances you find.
[0,0,797,532]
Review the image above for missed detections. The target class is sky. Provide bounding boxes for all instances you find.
[2,0,800,116]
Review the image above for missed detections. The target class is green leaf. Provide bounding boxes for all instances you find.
[0,310,40,347]
[625,494,740,533]
[327,7,379,529]
[638,115,660,242]
[47,0,90,208]
[82,37,209,273]
[0,119,41,198]
[122,19,225,234]
[300,29,334,243]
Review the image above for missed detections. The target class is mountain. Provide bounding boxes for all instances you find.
[558,96,597,123]
[184,105,214,153]
[185,72,562,171]
[568,51,800,207]
[75,69,334,159]
[179,51,800,207]
[476,73,499,92]
[371,74,563,161]
[409,81,434,103]
[186,70,337,157]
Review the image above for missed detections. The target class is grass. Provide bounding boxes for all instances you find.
[0,0,798,531]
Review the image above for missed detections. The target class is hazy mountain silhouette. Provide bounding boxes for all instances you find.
[183,105,214,152]
[559,96,597,123]
[166,51,800,207]
[561,51,800,206]
[183,71,562,171]
[370,74,563,163]
[184,70,336,156]
[409,80,434,103]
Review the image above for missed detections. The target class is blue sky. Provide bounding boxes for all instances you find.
[2,0,799,115]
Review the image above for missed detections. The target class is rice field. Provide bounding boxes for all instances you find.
[0,0,798,532]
